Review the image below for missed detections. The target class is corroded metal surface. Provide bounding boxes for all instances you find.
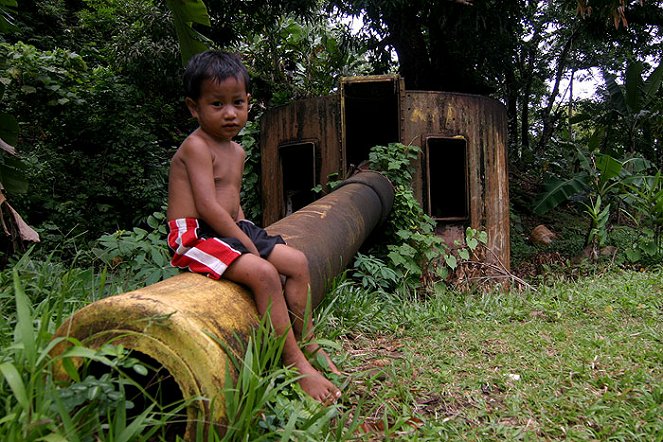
[266,170,394,307]
[260,95,341,226]
[260,79,510,270]
[51,272,258,439]
[403,91,510,269]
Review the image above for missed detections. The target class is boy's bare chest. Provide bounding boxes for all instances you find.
[211,149,244,188]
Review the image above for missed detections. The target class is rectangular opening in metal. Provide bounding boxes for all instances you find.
[280,141,319,216]
[342,78,400,171]
[426,137,469,221]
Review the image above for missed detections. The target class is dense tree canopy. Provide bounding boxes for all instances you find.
[0,0,661,259]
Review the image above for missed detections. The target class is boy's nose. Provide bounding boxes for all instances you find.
[223,107,237,119]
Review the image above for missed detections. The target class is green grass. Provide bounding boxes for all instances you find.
[1,244,660,440]
[322,266,662,440]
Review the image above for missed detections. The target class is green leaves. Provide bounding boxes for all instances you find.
[0,362,28,410]
[92,211,178,288]
[164,0,212,65]
[533,175,589,216]
[0,0,17,34]
[0,111,28,195]
[0,112,18,147]
[213,315,338,441]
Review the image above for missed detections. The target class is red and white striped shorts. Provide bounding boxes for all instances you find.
[167,218,284,280]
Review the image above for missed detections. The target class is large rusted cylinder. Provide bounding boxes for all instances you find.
[266,170,393,307]
[50,170,393,440]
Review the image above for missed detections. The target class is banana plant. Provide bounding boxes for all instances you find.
[601,59,663,156]
[581,195,611,254]
[164,0,212,64]
[620,171,663,260]
[533,145,654,252]
[532,147,636,216]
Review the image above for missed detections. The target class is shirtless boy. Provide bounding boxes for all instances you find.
[166,50,341,404]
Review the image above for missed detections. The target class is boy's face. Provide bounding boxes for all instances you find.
[186,76,250,143]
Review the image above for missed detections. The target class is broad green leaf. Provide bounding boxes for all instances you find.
[587,127,605,151]
[643,60,663,103]
[624,61,644,112]
[165,0,212,65]
[622,156,651,174]
[595,153,623,183]
[602,70,627,115]
[0,362,29,409]
[625,247,641,262]
[13,271,36,366]
[0,112,19,146]
[466,237,478,250]
[444,254,457,270]
[0,153,28,193]
[532,175,589,215]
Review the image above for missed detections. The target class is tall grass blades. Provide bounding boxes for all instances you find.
[212,314,341,441]
[0,261,188,441]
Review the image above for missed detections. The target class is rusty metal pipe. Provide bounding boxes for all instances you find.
[50,170,393,439]
[266,170,394,307]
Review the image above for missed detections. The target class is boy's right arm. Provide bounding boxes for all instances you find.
[180,139,260,256]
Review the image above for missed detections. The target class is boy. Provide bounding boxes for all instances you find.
[166,50,341,404]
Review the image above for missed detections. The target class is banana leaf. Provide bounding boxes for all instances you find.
[165,0,212,65]
[595,153,623,184]
[533,174,590,215]
[625,61,644,113]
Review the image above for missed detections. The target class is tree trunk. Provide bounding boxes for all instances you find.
[504,65,519,154]
[536,27,578,153]
[383,6,433,90]
[520,32,541,153]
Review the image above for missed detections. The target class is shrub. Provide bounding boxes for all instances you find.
[0,41,177,249]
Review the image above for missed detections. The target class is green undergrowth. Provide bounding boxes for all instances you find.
[0,236,661,440]
[319,266,662,440]
[0,140,660,439]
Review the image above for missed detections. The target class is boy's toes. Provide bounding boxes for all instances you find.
[323,388,342,405]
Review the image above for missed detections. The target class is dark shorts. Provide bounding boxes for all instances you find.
[198,219,285,259]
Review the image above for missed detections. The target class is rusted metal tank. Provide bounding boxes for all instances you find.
[50,170,393,440]
[403,91,510,269]
[260,75,510,269]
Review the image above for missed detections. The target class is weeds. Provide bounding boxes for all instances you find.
[2,244,661,440]
[211,313,355,441]
[0,255,186,441]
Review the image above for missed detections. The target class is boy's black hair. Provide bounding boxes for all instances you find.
[183,50,250,100]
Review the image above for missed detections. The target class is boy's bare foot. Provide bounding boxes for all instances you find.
[294,359,341,405]
[306,344,341,375]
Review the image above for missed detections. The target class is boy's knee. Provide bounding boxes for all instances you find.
[252,259,281,287]
[290,248,309,271]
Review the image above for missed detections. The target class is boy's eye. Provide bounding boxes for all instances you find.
[234,99,245,106]
[211,101,223,107]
